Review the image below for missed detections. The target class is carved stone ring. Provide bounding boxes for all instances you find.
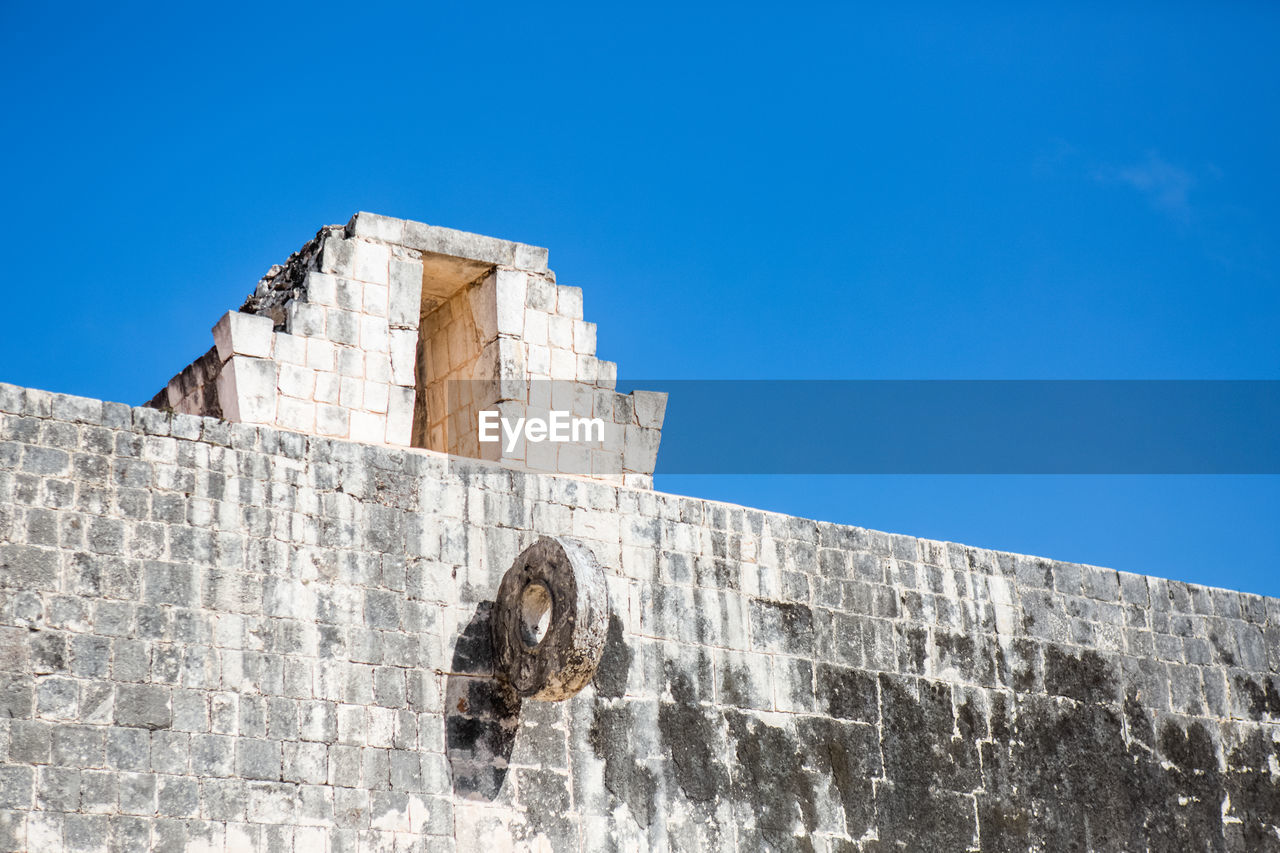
[492,536,610,701]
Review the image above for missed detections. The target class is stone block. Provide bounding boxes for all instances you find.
[307,339,336,372]
[277,365,316,400]
[8,720,51,764]
[402,220,546,272]
[573,320,596,354]
[337,347,364,378]
[467,273,498,342]
[575,354,597,383]
[0,544,60,591]
[352,241,391,286]
[526,276,556,311]
[350,412,386,446]
[363,382,389,415]
[365,352,391,384]
[1083,565,1120,601]
[115,685,172,730]
[389,331,416,387]
[715,649,772,710]
[191,734,235,777]
[286,301,326,338]
[363,283,389,319]
[389,260,424,328]
[548,315,573,349]
[0,382,24,414]
[21,446,69,477]
[597,360,618,390]
[273,332,306,366]
[386,388,414,447]
[527,344,550,376]
[339,376,363,410]
[216,356,276,425]
[106,728,150,772]
[319,234,354,277]
[514,242,550,273]
[315,373,341,404]
[523,310,549,348]
[622,425,661,473]
[360,316,389,353]
[347,212,405,244]
[157,776,199,818]
[550,349,576,381]
[495,270,527,337]
[236,739,282,782]
[556,286,583,320]
[51,393,105,426]
[277,398,316,434]
[0,767,34,809]
[80,769,117,813]
[212,312,274,363]
[202,778,247,822]
[305,271,339,307]
[317,405,349,438]
[119,772,156,815]
[21,388,52,417]
[35,765,79,812]
[284,742,328,785]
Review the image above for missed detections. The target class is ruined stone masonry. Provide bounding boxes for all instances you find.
[148,213,665,488]
[0,215,1276,852]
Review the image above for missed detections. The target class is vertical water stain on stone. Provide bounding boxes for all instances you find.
[593,614,632,700]
[794,717,879,841]
[446,603,521,800]
[1044,645,1118,704]
[725,710,819,849]
[629,648,1276,850]
[589,700,657,828]
[1225,729,1280,850]
[1234,673,1280,720]
[657,670,724,804]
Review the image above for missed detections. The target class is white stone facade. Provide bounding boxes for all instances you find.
[2,383,1278,851]
[152,214,665,488]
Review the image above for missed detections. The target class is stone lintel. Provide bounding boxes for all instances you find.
[347,211,550,300]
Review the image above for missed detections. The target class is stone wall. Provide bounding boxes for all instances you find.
[148,214,663,488]
[0,382,1277,852]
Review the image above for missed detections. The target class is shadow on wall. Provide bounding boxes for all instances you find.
[445,601,523,800]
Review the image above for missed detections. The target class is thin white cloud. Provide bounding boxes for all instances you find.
[1097,151,1196,222]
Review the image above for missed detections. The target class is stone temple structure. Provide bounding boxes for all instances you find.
[0,213,1276,852]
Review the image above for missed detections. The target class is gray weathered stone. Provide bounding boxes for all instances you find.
[114,685,172,730]
[0,381,1276,851]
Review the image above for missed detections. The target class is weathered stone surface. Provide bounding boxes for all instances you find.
[492,536,609,701]
[114,685,172,730]
[0,381,1277,851]
[142,215,664,488]
[211,310,274,363]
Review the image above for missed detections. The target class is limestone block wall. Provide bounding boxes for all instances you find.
[1,382,1277,852]
[146,351,223,422]
[150,214,665,487]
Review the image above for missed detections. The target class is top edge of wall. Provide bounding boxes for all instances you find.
[0,377,1275,610]
[346,212,550,275]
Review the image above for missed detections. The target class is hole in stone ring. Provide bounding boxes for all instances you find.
[519,581,553,648]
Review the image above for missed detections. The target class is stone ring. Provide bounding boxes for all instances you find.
[491,536,610,701]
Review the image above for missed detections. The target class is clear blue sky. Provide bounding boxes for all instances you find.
[2,3,1277,595]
